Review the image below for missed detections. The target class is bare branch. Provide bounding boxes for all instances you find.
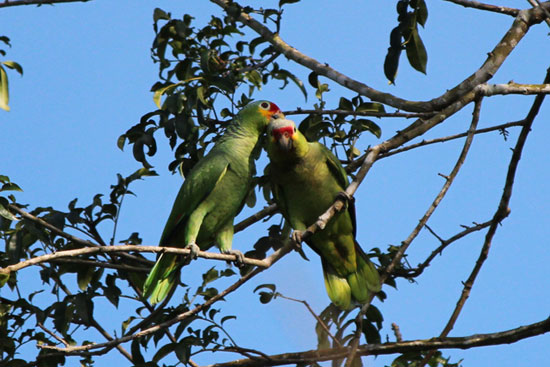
[0,0,90,8]
[283,108,434,119]
[396,219,493,278]
[379,120,524,160]
[420,66,550,365]
[444,0,520,16]
[206,318,550,367]
[275,294,342,348]
[37,241,294,355]
[379,97,482,294]
[0,244,272,276]
[234,204,277,233]
[212,0,550,112]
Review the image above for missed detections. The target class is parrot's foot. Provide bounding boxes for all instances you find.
[291,230,304,248]
[336,191,353,205]
[185,242,201,260]
[223,249,245,268]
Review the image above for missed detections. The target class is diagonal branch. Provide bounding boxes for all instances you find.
[212,0,550,112]
[444,0,520,16]
[419,66,550,366]
[205,317,550,367]
[0,0,91,8]
[37,240,294,355]
[0,244,272,276]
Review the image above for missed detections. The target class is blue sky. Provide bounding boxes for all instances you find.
[1,0,550,366]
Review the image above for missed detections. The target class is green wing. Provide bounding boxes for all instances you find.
[160,150,230,245]
[144,151,229,304]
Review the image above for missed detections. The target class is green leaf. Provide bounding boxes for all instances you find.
[0,64,10,111]
[308,71,319,88]
[153,342,176,362]
[384,48,401,85]
[338,97,353,111]
[220,315,236,325]
[0,199,17,221]
[74,293,94,326]
[356,102,386,113]
[416,0,428,27]
[0,272,9,288]
[77,266,95,291]
[202,267,219,285]
[197,85,208,106]
[131,338,145,365]
[249,36,266,54]
[315,83,329,100]
[116,134,126,151]
[1,182,22,192]
[279,0,300,6]
[405,27,427,74]
[253,283,276,293]
[354,119,381,138]
[245,188,256,208]
[259,292,274,304]
[2,61,23,76]
[153,8,170,23]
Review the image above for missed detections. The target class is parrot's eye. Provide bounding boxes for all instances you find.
[294,127,297,132]
[260,102,270,110]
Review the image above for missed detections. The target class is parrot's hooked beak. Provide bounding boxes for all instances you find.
[272,125,295,152]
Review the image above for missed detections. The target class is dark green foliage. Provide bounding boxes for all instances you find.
[120,8,307,173]
[384,0,429,84]
[388,351,462,367]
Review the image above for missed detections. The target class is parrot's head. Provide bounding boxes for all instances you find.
[238,100,284,133]
[267,117,307,157]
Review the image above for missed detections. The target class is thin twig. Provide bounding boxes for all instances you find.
[49,258,148,272]
[37,322,69,347]
[0,244,271,276]
[378,120,524,160]
[394,219,493,278]
[37,241,294,355]
[283,109,434,119]
[419,67,550,366]
[444,0,520,16]
[234,204,277,233]
[275,294,342,347]
[0,0,90,8]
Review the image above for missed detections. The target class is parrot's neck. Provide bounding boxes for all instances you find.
[218,122,261,156]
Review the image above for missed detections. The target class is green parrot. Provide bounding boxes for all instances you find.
[143,100,283,304]
[266,117,380,309]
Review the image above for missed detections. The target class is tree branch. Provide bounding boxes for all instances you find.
[212,0,550,112]
[396,219,493,278]
[205,318,550,367]
[0,0,90,8]
[420,66,550,366]
[444,0,520,16]
[37,241,294,355]
[0,244,273,276]
[283,108,433,119]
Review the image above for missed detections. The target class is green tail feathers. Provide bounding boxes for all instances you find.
[321,245,380,310]
[143,253,179,305]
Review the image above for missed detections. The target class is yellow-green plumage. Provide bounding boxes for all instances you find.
[143,101,282,304]
[266,118,380,309]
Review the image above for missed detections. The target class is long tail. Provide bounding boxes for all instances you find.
[322,243,380,309]
[143,253,179,305]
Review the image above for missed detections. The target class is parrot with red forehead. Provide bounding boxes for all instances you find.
[266,117,380,309]
[144,100,283,304]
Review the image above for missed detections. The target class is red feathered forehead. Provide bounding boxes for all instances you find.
[269,102,281,113]
[272,125,294,139]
